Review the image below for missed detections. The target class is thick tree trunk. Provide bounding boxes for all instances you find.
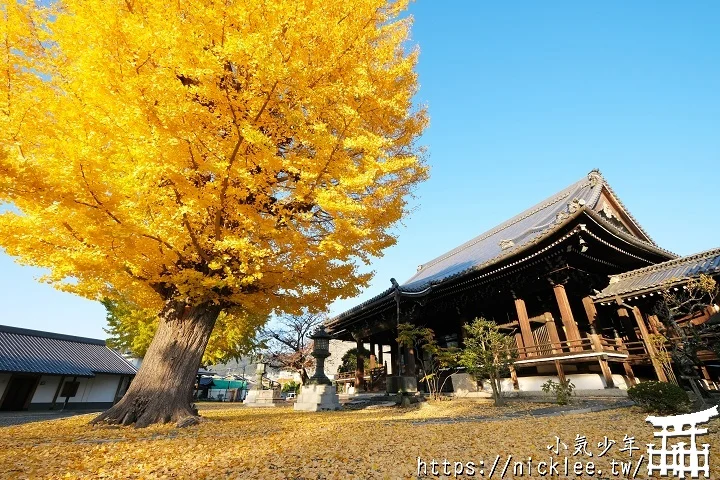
[92,300,221,428]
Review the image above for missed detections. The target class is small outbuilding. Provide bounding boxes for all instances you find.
[0,325,137,411]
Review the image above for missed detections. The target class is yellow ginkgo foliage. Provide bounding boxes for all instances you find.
[0,0,427,427]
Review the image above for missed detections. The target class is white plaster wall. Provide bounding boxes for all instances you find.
[67,377,91,403]
[81,375,119,403]
[30,376,62,403]
[0,373,11,399]
[325,340,359,379]
[612,374,631,390]
[494,373,629,393]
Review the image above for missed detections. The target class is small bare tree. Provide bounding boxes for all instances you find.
[261,312,325,384]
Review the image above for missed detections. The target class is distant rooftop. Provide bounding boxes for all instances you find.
[594,247,720,301]
[0,325,137,377]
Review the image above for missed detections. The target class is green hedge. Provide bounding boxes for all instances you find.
[627,381,691,414]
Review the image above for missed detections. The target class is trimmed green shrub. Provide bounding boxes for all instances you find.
[627,381,691,414]
[542,379,575,405]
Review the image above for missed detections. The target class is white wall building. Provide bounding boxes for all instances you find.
[0,325,136,411]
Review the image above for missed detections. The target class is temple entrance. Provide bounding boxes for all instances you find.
[0,374,40,411]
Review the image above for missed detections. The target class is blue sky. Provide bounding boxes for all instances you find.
[1,1,718,339]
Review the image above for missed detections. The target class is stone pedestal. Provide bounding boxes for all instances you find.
[244,389,283,407]
[386,376,417,394]
[293,384,342,412]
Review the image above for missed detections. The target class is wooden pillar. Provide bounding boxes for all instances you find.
[701,366,715,390]
[50,375,66,410]
[613,330,637,387]
[544,312,562,354]
[554,360,566,384]
[514,332,526,359]
[553,284,583,351]
[404,345,416,376]
[589,332,615,388]
[647,315,662,335]
[355,337,365,390]
[369,342,377,369]
[514,297,536,356]
[583,298,614,387]
[509,365,519,390]
[598,356,615,388]
[377,344,384,367]
[582,296,598,329]
[390,341,399,376]
[62,376,77,410]
[630,306,668,382]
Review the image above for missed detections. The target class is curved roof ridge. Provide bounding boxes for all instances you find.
[599,180,656,245]
[407,171,602,280]
[584,209,677,259]
[611,247,720,281]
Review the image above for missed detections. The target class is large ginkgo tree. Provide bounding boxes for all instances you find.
[0,0,427,426]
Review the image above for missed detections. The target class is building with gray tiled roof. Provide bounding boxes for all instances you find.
[326,170,720,396]
[0,325,136,411]
[595,247,720,302]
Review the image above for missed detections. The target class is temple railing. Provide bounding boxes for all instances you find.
[517,337,598,358]
[333,366,387,390]
[623,334,720,364]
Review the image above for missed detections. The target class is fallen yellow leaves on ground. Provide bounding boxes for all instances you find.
[1,401,718,479]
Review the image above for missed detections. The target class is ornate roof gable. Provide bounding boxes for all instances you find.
[402,169,666,291]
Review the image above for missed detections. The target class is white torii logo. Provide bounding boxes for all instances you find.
[646,405,718,478]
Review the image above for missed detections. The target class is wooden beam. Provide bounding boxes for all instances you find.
[50,375,66,410]
[597,355,615,388]
[612,332,637,387]
[701,366,715,390]
[582,296,598,326]
[514,297,536,356]
[647,315,662,335]
[553,284,583,352]
[554,360,566,384]
[630,306,668,382]
[497,320,519,329]
[515,332,526,359]
[509,365,519,390]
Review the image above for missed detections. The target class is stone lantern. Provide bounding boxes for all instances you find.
[254,361,266,390]
[307,326,332,385]
[294,325,342,411]
[244,357,282,407]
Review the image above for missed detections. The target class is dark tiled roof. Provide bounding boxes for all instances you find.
[328,170,675,327]
[594,247,720,301]
[0,325,138,376]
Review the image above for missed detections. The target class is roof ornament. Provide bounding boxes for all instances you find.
[567,198,586,214]
[588,169,603,187]
[601,202,615,219]
[499,239,515,250]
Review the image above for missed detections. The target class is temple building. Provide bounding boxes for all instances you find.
[325,170,720,395]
